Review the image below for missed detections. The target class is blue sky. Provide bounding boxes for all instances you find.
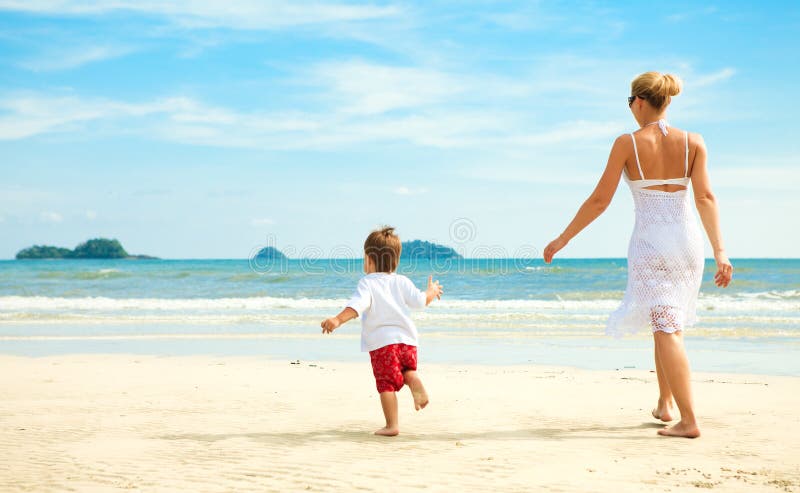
[1,1,798,259]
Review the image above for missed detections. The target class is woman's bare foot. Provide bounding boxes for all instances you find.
[374,426,399,437]
[657,421,700,438]
[652,398,675,422]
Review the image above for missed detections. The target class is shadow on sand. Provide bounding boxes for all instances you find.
[157,422,667,444]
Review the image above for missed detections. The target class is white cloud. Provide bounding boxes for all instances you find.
[710,155,800,191]
[463,153,800,191]
[463,163,608,187]
[308,59,547,116]
[0,51,740,152]
[499,120,627,147]
[0,1,401,29]
[0,186,55,209]
[715,167,800,190]
[666,6,718,23]
[484,4,624,37]
[85,210,97,220]
[692,68,736,88]
[487,11,551,31]
[665,13,688,22]
[393,186,428,195]
[313,60,462,115]
[0,90,625,152]
[39,211,62,223]
[251,218,275,226]
[20,45,134,71]
[0,94,197,140]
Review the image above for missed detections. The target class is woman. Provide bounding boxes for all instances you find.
[543,72,733,438]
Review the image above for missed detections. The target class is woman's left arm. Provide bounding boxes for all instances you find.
[543,135,627,263]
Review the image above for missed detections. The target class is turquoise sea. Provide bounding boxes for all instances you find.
[1,258,798,375]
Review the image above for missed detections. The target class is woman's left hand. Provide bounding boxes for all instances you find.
[543,236,568,264]
[713,250,733,288]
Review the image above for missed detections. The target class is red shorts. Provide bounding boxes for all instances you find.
[369,343,418,393]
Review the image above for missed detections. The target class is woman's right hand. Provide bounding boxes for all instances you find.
[713,251,733,288]
[543,236,568,264]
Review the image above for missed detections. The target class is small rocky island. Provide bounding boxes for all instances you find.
[250,241,461,261]
[16,238,157,259]
[401,240,462,260]
[252,246,288,261]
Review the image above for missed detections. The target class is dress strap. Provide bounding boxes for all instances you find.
[684,131,689,177]
[630,133,645,179]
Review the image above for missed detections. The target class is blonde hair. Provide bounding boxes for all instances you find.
[631,72,683,110]
[364,226,402,273]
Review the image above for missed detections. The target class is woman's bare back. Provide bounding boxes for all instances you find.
[626,125,696,192]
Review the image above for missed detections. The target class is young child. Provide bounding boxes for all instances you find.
[321,226,443,436]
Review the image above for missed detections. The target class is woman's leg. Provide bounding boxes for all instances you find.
[653,330,700,438]
[653,336,675,421]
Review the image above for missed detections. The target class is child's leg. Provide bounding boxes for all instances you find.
[375,392,399,436]
[403,370,429,411]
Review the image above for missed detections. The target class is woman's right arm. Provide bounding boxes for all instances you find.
[543,135,627,263]
[690,133,733,288]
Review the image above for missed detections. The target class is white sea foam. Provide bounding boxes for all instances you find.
[0,294,798,314]
[0,325,797,339]
[0,295,339,311]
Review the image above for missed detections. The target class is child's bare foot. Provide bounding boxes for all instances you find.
[403,371,429,410]
[411,386,429,410]
[652,398,675,422]
[374,426,399,437]
[657,421,700,438]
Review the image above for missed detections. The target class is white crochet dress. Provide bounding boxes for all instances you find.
[606,127,704,336]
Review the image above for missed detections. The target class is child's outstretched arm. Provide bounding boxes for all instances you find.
[321,307,358,334]
[425,275,444,306]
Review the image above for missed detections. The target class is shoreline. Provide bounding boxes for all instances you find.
[2,354,798,492]
[2,332,798,377]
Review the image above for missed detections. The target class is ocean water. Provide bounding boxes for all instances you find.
[0,258,798,375]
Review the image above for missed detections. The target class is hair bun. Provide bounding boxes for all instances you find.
[631,71,682,109]
[660,73,683,97]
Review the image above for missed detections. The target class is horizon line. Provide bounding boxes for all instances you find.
[2,257,797,261]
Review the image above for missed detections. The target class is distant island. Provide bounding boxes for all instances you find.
[401,240,462,260]
[249,241,460,261]
[14,239,458,260]
[16,238,157,260]
[252,246,288,261]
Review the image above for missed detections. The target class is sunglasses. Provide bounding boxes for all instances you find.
[628,95,639,107]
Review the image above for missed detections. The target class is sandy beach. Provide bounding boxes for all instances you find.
[1,354,798,492]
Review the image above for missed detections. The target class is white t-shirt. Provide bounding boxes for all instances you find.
[345,272,427,352]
